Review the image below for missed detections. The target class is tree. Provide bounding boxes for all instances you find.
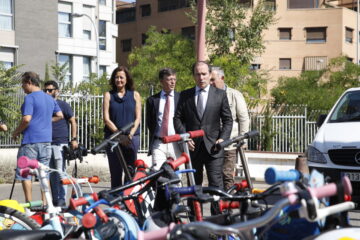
[189,0,276,64]
[271,57,360,112]
[128,26,196,97]
[0,64,22,123]
[75,73,110,95]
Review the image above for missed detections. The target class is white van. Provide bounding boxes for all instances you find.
[307,87,360,201]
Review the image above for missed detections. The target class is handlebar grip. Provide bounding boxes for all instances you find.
[137,223,175,240]
[82,212,97,229]
[188,130,205,138]
[162,134,181,144]
[17,156,39,169]
[308,176,352,200]
[265,167,301,184]
[88,176,100,184]
[62,178,74,185]
[245,130,260,138]
[168,153,190,170]
[91,139,109,155]
[134,159,148,168]
[215,138,233,150]
[94,206,108,223]
[219,200,240,212]
[70,193,99,209]
[234,180,248,191]
[171,186,196,195]
[20,168,33,178]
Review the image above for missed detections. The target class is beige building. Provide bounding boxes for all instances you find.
[116,0,359,90]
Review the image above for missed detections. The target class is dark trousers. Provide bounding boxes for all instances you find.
[191,141,224,190]
[106,135,140,189]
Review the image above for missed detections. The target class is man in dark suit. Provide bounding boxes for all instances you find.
[146,68,181,170]
[174,61,233,189]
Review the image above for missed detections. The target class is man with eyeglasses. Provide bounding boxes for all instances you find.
[13,72,63,204]
[44,80,78,207]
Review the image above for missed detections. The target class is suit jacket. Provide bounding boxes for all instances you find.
[174,85,233,158]
[146,91,180,156]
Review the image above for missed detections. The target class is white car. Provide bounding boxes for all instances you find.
[307,87,360,202]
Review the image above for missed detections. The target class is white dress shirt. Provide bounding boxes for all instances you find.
[155,90,176,137]
[195,84,210,112]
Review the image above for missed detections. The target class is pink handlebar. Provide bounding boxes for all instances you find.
[308,176,352,200]
[17,156,39,169]
[168,153,190,170]
[138,223,175,240]
[20,168,33,178]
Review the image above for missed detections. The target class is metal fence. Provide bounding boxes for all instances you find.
[0,94,321,153]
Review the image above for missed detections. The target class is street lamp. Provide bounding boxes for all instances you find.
[72,13,99,77]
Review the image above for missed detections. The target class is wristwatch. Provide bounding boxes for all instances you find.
[71,137,77,141]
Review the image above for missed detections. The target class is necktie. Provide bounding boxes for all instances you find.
[197,89,204,118]
[160,94,170,137]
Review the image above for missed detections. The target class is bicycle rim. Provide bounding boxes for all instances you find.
[0,206,40,230]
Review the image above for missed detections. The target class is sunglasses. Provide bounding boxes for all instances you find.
[43,89,56,93]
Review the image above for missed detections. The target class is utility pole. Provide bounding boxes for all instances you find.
[197,0,206,61]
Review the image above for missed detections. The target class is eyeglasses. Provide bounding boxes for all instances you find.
[43,89,56,93]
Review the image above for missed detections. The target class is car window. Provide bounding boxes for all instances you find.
[329,91,360,122]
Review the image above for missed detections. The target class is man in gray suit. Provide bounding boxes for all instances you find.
[174,61,233,189]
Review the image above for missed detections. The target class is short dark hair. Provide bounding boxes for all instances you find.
[192,61,212,75]
[44,80,59,89]
[159,68,176,80]
[109,66,134,91]
[21,71,40,87]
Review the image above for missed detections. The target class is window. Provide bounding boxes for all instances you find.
[58,2,72,38]
[121,39,132,52]
[279,28,291,40]
[264,0,276,11]
[304,56,327,70]
[239,0,252,8]
[181,26,195,40]
[99,20,106,50]
[140,4,151,17]
[99,0,106,5]
[250,64,261,70]
[306,27,326,43]
[0,0,13,30]
[83,56,91,81]
[116,7,136,23]
[345,27,353,43]
[346,57,353,63]
[83,5,93,40]
[141,33,148,45]
[99,65,107,76]
[288,0,318,9]
[0,47,14,69]
[279,58,291,70]
[58,54,72,84]
[158,0,190,12]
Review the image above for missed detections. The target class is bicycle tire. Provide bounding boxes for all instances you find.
[0,206,40,230]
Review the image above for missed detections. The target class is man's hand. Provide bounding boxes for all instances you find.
[187,139,195,151]
[215,138,224,145]
[12,130,20,141]
[71,140,79,149]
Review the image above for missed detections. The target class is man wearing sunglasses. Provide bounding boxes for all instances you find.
[44,81,78,207]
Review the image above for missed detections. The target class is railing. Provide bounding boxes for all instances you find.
[0,94,322,153]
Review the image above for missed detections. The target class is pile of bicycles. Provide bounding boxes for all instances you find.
[0,125,357,240]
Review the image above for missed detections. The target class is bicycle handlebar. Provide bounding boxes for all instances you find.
[308,176,352,199]
[19,168,36,178]
[69,193,99,209]
[17,156,39,169]
[138,223,176,240]
[167,153,190,170]
[62,176,100,185]
[214,130,259,150]
[265,167,301,184]
[162,130,205,144]
[91,122,134,154]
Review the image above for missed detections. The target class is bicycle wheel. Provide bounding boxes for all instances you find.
[0,206,40,230]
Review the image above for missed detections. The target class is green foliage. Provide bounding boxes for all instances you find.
[50,61,72,91]
[44,63,50,82]
[0,64,22,123]
[128,26,196,97]
[260,104,276,151]
[75,73,110,95]
[189,0,276,64]
[271,57,360,112]
[210,54,268,106]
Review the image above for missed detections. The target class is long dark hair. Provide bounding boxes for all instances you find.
[109,66,134,91]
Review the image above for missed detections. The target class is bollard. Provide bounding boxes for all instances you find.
[295,154,309,175]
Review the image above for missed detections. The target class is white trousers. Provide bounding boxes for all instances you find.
[151,139,181,170]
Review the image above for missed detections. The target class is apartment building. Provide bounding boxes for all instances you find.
[0,0,118,86]
[116,0,359,90]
